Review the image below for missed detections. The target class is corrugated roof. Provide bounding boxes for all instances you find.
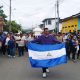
[42,18,58,22]
[62,13,80,22]
[42,18,62,23]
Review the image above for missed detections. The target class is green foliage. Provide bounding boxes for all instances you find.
[11,21,21,33]
[54,27,57,33]
[0,6,22,33]
[0,6,7,20]
[4,21,22,33]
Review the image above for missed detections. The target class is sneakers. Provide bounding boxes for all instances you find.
[8,55,15,58]
[72,60,77,63]
[42,69,50,78]
[8,55,11,57]
[13,56,15,58]
[46,69,49,73]
[43,73,47,78]
[8,55,12,58]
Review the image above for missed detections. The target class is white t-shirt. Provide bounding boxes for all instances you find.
[18,36,26,47]
[27,36,34,42]
[14,36,20,44]
[63,35,68,42]
[5,37,10,45]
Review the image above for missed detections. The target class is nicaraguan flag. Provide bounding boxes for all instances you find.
[28,42,67,68]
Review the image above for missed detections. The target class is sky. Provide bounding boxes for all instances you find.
[0,0,80,29]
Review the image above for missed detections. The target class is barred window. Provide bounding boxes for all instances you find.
[48,20,51,25]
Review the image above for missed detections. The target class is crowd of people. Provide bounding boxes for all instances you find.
[0,32,27,57]
[57,30,80,62]
[0,29,80,78]
[0,30,80,61]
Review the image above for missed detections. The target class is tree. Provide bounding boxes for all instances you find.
[11,21,22,33]
[4,21,22,33]
[0,6,7,21]
[54,27,57,33]
[0,6,21,33]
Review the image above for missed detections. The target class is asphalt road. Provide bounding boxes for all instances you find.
[0,54,80,80]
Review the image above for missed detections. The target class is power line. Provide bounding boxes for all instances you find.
[0,0,9,7]
[59,0,65,4]
[21,1,56,17]
[0,0,57,18]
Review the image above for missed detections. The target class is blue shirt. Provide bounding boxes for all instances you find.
[8,39,15,49]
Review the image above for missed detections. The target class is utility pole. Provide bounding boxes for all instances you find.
[55,3,57,33]
[56,0,59,33]
[9,0,12,32]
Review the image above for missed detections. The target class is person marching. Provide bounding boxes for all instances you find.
[17,33,26,57]
[31,28,61,78]
[8,35,16,58]
[68,34,78,62]
[77,31,80,59]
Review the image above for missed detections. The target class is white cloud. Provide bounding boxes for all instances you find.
[60,0,80,18]
[1,0,80,29]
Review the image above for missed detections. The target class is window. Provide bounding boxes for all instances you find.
[68,26,70,28]
[75,25,77,27]
[65,26,67,28]
[71,25,74,27]
[45,21,47,25]
[48,20,51,25]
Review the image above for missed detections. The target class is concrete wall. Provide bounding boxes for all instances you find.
[44,19,56,30]
[62,18,78,33]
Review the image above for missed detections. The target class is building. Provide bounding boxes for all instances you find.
[39,24,44,30]
[33,27,43,37]
[0,16,4,32]
[62,13,80,33]
[42,18,62,32]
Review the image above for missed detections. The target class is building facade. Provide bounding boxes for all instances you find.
[42,18,62,32]
[39,24,44,30]
[42,18,56,31]
[62,13,80,33]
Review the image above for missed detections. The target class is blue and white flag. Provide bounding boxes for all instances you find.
[28,42,67,68]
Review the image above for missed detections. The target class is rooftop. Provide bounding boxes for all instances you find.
[42,18,58,22]
[62,12,80,22]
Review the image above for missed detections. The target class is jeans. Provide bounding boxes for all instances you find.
[1,45,6,55]
[18,46,24,56]
[0,47,2,54]
[9,48,15,56]
[77,44,80,59]
[42,68,48,73]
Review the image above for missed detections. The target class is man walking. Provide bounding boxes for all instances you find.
[31,28,61,78]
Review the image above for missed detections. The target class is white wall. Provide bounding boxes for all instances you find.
[44,19,62,32]
[44,19,55,30]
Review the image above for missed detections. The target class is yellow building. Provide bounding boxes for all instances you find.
[62,13,80,33]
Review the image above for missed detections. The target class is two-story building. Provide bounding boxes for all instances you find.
[39,24,44,30]
[42,18,62,32]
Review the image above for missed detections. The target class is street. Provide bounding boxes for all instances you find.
[0,54,80,80]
